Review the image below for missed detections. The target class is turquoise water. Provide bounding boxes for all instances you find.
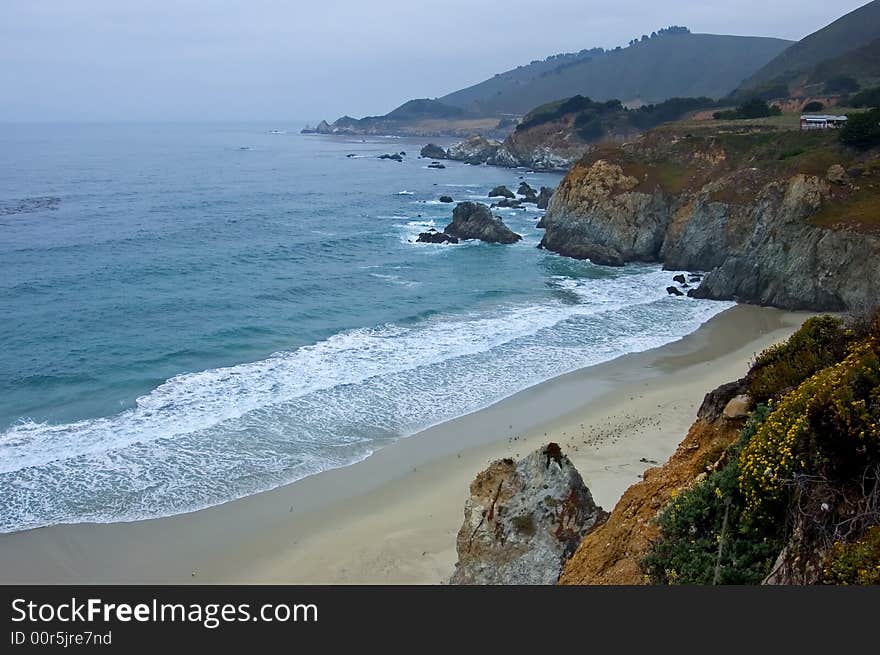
[0,122,731,532]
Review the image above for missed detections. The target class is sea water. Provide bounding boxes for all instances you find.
[0,122,732,531]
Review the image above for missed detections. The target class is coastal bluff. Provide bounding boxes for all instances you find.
[539,127,880,311]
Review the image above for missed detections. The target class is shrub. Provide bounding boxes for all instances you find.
[822,525,880,584]
[642,407,784,584]
[747,316,853,404]
[840,108,880,149]
[802,101,825,113]
[739,341,880,523]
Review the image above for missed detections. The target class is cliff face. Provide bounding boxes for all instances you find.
[540,127,880,311]
[558,381,748,585]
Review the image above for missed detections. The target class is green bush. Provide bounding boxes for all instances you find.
[642,407,784,584]
[747,316,853,404]
[802,101,825,113]
[822,526,880,585]
[840,109,880,149]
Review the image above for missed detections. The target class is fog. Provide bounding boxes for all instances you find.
[0,0,869,122]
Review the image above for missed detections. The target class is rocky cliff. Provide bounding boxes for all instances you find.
[539,125,880,311]
[558,380,749,584]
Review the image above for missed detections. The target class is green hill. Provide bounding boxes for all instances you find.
[439,29,791,115]
[738,0,880,95]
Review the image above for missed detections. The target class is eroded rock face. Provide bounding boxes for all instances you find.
[540,153,880,311]
[539,160,669,263]
[450,443,606,585]
[445,202,522,244]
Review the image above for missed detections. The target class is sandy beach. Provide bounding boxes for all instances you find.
[0,304,811,584]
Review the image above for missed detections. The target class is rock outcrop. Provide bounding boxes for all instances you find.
[445,202,522,244]
[438,195,454,203]
[446,135,501,165]
[539,131,880,311]
[489,185,515,199]
[536,186,553,209]
[450,443,606,585]
[420,143,447,159]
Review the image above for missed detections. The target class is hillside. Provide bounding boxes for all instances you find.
[738,0,880,95]
[440,30,791,115]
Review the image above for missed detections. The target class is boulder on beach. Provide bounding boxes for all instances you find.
[444,202,522,244]
[489,185,515,199]
[450,443,606,585]
[420,143,447,159]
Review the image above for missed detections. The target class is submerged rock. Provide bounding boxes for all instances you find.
[488,185,515,199]
[416,230,459,244]
[444,202,522,244]
[450,443,606,585]
[537,239,624,266]
[378,153,403,162]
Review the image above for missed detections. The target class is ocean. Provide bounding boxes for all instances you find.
[0,122,732,532]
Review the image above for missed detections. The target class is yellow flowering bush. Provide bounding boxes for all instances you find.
[740,342,880,522]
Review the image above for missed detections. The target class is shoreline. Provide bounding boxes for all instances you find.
[0,304,811,584]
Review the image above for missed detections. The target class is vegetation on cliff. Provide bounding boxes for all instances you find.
[641,313,880,584]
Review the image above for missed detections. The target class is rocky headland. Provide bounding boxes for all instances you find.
[538,124,880,311]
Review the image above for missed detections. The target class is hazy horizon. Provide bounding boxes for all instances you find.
[1,0,870,123]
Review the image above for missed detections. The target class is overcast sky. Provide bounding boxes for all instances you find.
[0,0,869,122]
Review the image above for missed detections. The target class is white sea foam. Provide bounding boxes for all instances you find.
[0,267,733,531]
